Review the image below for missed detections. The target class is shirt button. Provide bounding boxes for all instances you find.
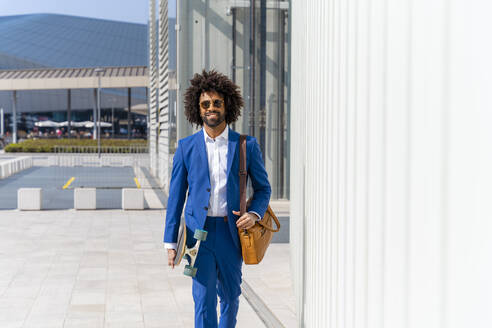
[204,206,208,210]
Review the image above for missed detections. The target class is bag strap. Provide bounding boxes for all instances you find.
[239,135,280,232]
[239,135,247,217]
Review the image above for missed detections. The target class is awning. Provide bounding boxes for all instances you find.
[0,66,148,91]
[34,121,113,128]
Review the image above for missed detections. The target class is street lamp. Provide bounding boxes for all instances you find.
[95,68,105,158]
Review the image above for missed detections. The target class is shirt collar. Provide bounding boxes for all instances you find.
[203,126,229,143]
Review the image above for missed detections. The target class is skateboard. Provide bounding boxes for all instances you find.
[173,218,208,277]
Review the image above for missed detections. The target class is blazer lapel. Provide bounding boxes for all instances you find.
[197,130,210,183]
[227,128,239,178]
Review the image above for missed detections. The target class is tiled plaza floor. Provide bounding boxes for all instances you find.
[242,246,297,328]
[0,210,295,328]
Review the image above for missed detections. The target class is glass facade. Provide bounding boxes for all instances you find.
[175,0,290,200]
[232,1,290,200]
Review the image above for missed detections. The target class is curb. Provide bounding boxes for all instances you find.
[241,280,285,328]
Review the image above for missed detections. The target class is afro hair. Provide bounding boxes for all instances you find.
[184,70,244,127]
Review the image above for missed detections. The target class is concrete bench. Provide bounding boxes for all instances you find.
[18,188,42,210]
[74,188,97,210]
[122,188,144,210]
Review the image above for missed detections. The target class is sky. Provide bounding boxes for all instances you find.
[0,0,176,24]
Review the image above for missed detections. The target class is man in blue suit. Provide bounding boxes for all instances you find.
[164,70,271,327]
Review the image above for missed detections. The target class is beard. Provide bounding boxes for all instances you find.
[201,111,226,128]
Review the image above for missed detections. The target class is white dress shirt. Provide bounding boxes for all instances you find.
[204,126,229,217]
[165,127,259,250]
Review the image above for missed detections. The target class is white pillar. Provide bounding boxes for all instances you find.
[290,0,492,327]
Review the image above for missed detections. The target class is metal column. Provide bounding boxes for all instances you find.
[0,108,4,136]
[93,89,97,140]
[231,7,237,132]
[277,8,286,198]
[67,89,71,138]
[12,91,17,144]
[127,88,131,139]
[259,0,267,159]
[249,0,256,137]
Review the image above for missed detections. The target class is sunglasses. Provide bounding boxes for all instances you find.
[200,99,224,109]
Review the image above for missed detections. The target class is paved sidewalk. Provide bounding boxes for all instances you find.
[242,245,296,328]
[0,210,294,327]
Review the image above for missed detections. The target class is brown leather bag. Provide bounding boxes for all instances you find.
[237,135,280,265]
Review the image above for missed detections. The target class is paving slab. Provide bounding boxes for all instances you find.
[242,244,297,327]
[0,210,286,327]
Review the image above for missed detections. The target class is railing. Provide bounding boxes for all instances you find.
[54,145,148,154]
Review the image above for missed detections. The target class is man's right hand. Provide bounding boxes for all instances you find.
[167,249,177,268]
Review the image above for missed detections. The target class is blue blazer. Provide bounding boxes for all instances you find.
[163,128,272,251]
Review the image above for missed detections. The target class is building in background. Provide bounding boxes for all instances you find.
[0,14,149,139]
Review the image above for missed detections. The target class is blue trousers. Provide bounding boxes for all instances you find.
[190,216,243,328]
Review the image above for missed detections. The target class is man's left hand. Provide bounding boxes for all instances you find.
[233,210,256,230]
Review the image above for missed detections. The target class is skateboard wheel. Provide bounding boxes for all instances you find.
[194,229,208,241]
[184,265,197,277]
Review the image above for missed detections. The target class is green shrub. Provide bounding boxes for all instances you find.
[5,139,148,153]
[4,144,21,152]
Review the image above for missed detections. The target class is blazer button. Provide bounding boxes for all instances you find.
[206,188,211,192]
[204,206,208,210]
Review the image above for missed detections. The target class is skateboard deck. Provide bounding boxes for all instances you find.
[173,218,208,277]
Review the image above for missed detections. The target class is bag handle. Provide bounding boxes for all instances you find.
[257,207,281,232]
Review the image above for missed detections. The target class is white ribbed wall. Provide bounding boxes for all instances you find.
[158,0,170,189]
[149,0,158,177]
[290,1,492,327]
[149,0,170,189]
